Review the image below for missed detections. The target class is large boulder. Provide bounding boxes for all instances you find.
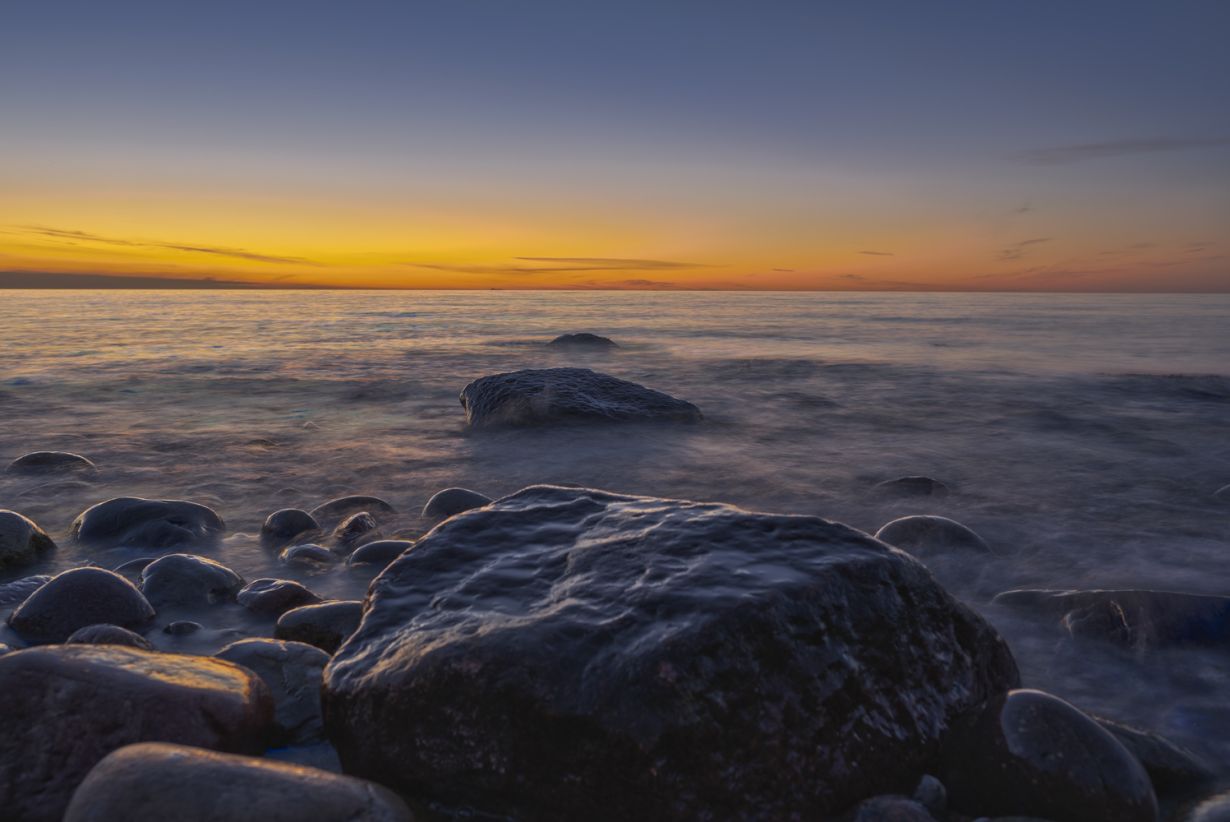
[0,645,272,822]
[0,510,56,570]
[6,451,96,476]
[140,554,244,609]
[216,639,330,745]
[324,485,1018,819]
[459,368,702,428]
[62,743,413,822]
[71,497,225,551]
[8,568,155,644]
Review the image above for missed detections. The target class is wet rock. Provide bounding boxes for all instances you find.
[237,579,321,617]
[875,514,991,555]
[140,553,244,609]
[6,450,96,475]
[331,511,379,553]
[164,620,202,636]
[1095,716,1215,795]
[912,774,946,815]
[324,484,1018,819]
[0,573,50,607]
[1187,791,1230,822]
[112,556,156,578]
[66,624,154,650]
[0,510,56,570]
[8,568,155,644]
[63,742,414,822]
[276,600,363,654]
[260,508,320,550]
[0,645,272,822]
[347,539,413,569]
[938,689,1157,822]
[279,543,337,568]
[849,796,936,821]
[309,496,394,528]
[460,367,702,428]
[874,476,950,498]
[71,497,225,551]
[216,639,329,745]
[422,487,492,520]
[548,332,618,349]
[993,588,1230,649]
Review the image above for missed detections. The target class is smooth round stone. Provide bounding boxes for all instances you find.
[309,496,394,528]
[140,554,244,609]
[0,510,56,571]
[346,539,413,570]
[164,621,202,636]
[260,509,320,550]
[112,556,156,578]
[279,543,336,568]
[275,600,363,654]
[66,624,154,650]
[912,774,946,814]
[547,332,618,349]
[71,497,225,551]
[216,639,330,745]
[62,743,414,822]
[331,512,379,553]
[875,515,991,555]
[422,487,493,521]
[874,476,950,498]
[5,451,96,475]
[0,574,51,607]
[237,579,321,617]
[8,568,156,644]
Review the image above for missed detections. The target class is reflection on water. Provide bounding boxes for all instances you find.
[1,290,1229,766]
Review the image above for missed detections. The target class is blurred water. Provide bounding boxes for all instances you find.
[1,289,1229,767]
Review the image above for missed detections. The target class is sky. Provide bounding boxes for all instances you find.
[1,1,1228,291]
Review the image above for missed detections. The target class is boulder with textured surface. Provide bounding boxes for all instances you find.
[8,567,155,644]
[0,510,56,571]
[140,553,244,609]
[71,497,225,551]
[324,485,1018,820]
[216,639,329,744]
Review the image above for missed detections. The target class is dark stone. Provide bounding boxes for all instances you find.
[66,624,154,650]
[112,556,156,578]
[8,568,155,644]
[331,512,379,553]
[280,543,337,568]
[874,476,950,498]
[422,487,492,520]
[140,553,244,609]
[548,332,618,349]
[938,689,1157,822]
[0,645,272,822]
[1094,716,1215,795]
[0,574,50,607]
[62,742,414,822]
[6,451,96,475]
[216,639,330,745]
[459,368,702,428]
[276,600,363,654]
[874,515,991,555]
[346,539,413,569]
[237,579,321,617]
[849,796,936,821]
[309,496,394,528]
[324,485,1018,820]
[71,497,225,551]
[993,589,1230,649]
[1187,791,1230,822]
[0,510,56,570]
[911,775,946,815]
[164,620,202,636]
[260,508,320,550]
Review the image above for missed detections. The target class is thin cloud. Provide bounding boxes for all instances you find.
[13,224,317,266]
[838,274,866,281]
[410,256,709,276]
[997,237,1051,261]
[858,250,894,257]
[1016,136,1230,165]
[772,268,795,272]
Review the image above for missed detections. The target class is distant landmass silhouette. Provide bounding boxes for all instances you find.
[0,271,320,289]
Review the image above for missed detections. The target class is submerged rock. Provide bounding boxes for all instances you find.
[276,600,363,654]
[0,645,272,822]
[0,510,56,570]
[140,554,244,609]
[309,496,394,528]
[346,539,412,570]
[5,450,96,475]
[874,514,991,555]
[548,332,618,349]
[459,368,702,428]
[1095,716,1215,795]
[66,624,154,650]
[238,579,321,617]
[280,542,337,568]
[164,620,202,636]
[422,487,492,521]
[849,795,936,821]
[63,743,414,822]
[8,568,155,644]
[324,485,1017,820]
[0,574,50,607]
[330,511,379,553]
[71,497,225,551]
[1187,791,1230,822]
[216,639,329,745]
[260,508,320,550]
[938,689,1157,822]
[874,476,950,498]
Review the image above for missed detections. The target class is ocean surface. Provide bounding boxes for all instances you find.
[3,289,1229,767]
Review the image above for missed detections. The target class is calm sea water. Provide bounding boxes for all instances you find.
[2,290,1229,766]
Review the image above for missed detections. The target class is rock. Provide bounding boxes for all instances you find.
[309,496,394,528]
[276,600,363,654]
[0,573,50,607]
[459,368,702,428]
[0,510,56,570]
[1187,791,1230,822]
[0,645,272,822]
[849,796,936,821]
[875,515,991,555]
[62,742,414,822]
[6,450,96,475]
[237,579,321,617]
[324,485,1018,819]
[71,497,225,551]
[938,689,1157,822]
[279,543,337,567]
[331,511,379,553]
[1094,716,1215,795]
[548,332,618,349]
[112,556,156,577]
[8,568,155,644]
[912,775,946,815]
[164,620,202,636]
[216,639,330,745]
[260,508,320,550]
[874,476,950,498]
[140,554,244,609]
[422,487,492,520]
[347,539,413,569]
[993,589,1230,649]
[66,624,154,650]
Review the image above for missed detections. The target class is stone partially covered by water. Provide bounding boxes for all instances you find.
[259,509,320,551]
[421,487,492,521]
[8,568,155,644]
[5,451,96,476]
[459,368,702,428]
[139,554,245,609]
[0,510,56,571]
[547,332,618,349]
[324,485,1018,819]
[71,497,226,552]
[275,600,363,654]
[0,645,272,822]
[875,515,991,556]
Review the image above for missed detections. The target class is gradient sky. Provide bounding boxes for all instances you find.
[2,1,1228,290]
